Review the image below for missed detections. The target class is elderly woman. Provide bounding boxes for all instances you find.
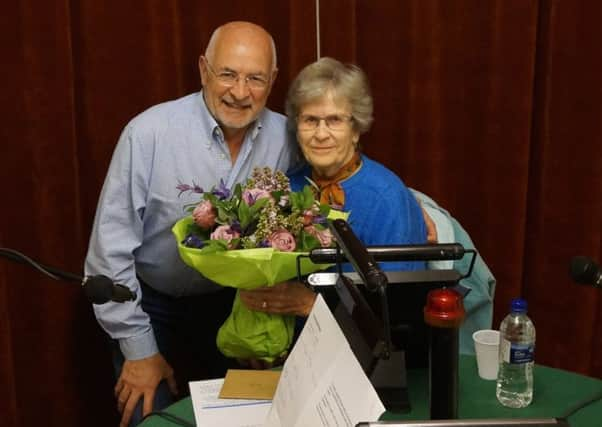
[240,57,426,330]
[286,57,426,256]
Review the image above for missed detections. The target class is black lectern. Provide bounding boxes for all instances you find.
[302,219,476,413]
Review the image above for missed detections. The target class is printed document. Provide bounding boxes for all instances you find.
[189,378,271,427]
[264,293,385,426]
[189,294,384,426]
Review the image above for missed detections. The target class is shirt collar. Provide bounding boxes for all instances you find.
[197,90,263,142]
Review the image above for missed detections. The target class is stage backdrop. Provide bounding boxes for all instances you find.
[1,1,600,426]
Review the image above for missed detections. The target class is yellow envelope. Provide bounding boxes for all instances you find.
[218,369,281,400]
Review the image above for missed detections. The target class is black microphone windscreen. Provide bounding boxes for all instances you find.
[569,256,599,285]
[112,284,137,303]
[83,275,114,304]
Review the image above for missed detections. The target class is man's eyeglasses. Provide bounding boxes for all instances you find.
[203,57,270,91]
[297,114,353,131]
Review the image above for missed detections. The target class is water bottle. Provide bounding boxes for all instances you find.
[496,298,535,408]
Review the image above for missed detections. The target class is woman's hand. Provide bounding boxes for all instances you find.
[239,280,317,317]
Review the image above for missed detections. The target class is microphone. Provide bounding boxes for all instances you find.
[310,243,465,264]
[569,256,602,288]
[328,219,388,292]
[82,275,137,304]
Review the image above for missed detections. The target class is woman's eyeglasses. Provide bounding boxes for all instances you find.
[297,114,353,131]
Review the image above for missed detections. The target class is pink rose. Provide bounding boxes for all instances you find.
[242,188,273,206]
[305,225,333,247]
[210,225,240,248]
[268,229,296,252]
[192,200,217,229]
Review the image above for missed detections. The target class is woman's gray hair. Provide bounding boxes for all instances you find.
[285,57,374,134]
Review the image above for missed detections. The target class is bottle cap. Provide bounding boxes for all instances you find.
[510,298,527,313]
[424,287,465,328]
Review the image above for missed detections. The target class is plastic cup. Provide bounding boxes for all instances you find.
[472,329,500,380]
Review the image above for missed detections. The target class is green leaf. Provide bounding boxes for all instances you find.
[186,222,211,240]
[271,190,284,205]
[302,185,316,209]
[217,205,235,223]
[238,200,251,229]
[289,187,313,212]
[288,191,300,211]
[200,240,229,253]
[205,193,218,204]
[297,230,321,252]
[233,183,242,200]
[248,197,269,217]
[319,204,331,217]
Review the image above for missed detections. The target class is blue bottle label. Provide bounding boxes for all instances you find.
[501,339,535,364]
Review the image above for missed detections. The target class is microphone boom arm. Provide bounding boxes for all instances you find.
[0,247,135,304]
[327,219,394,359]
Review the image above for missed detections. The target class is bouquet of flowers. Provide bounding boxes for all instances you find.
[172,167,341,362]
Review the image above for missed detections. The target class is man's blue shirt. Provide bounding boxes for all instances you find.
[85,92,300,359]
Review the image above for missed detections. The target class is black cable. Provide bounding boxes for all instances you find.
[559,390,602,419]
[140,410,195,426]
[0,247,82,282]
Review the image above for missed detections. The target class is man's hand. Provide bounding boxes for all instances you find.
[239,280,317,317]
[114,353,178,427]
[421,206,438,244]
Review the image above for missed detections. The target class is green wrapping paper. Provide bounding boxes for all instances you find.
[172,216,331,362]
[216,292,295,361]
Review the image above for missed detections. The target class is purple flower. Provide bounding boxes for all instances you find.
[257,239,271,248]
[242,188,273,206]
[230,221,242,235]
[212,179,231,200]
[176,181,203,196]
[312,214,327,224]
[182,233,204,249]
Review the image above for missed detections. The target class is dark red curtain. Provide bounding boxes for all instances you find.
[1,1,600,426]
[320,0,601,375]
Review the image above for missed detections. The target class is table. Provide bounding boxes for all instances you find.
[140,355,602,427]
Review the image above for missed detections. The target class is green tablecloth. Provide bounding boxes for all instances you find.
[140,355,602,426]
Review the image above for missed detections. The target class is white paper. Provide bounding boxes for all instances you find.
[264,294,385,427]
[189,378,271,427]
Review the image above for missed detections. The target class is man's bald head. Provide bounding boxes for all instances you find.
[205,21,277,71]
[199,21,279,139]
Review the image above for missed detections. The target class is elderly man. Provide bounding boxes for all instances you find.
[85,21,300,426]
